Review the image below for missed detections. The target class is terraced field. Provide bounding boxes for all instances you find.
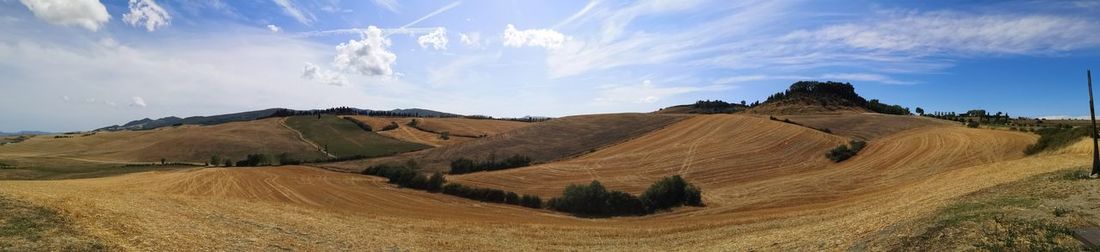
[0,113,1089,250]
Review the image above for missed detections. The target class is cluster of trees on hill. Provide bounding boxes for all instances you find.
[267,107,451,118]
[765,81,868,107]
[867,99,911,115]
[826,140,866,162]
[463,115,553,123]
[923,110,1015,125]
[449,155,533,174]
[547,175,703,217]
[688,100,750,114]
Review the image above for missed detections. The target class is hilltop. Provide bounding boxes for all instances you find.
[98,107,461,131]
[659,81,912,116]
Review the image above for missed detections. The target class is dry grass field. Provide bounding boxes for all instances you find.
[341,116,530,147]
[0,118,326,165]
[0,113,1090,250]
[327,113,688,172]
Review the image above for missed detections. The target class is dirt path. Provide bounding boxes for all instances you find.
[279,117,336,159]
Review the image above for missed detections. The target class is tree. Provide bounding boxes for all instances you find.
[160,158,166,165]
[427,172,445,192]
[210,155,221,167]
[915,107,924,116]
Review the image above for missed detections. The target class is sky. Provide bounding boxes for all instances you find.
[1,0,1100,132]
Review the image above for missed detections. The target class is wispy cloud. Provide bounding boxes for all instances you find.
[371,0,399,13]
[272,0,315,25]
[400,1,461,29]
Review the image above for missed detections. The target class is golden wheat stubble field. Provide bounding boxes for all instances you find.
[0,118,326,164]
[0,113,1090,250]
[341,116,532,147]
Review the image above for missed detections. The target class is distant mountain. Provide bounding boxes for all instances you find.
[0,131,52,136]
[98,107,463,131]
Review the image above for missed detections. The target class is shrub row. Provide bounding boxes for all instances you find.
[826,140,866,162]
[442,183,542,209]
[449,155,532,174]
[547,175,703,217]
[361,164,445,192]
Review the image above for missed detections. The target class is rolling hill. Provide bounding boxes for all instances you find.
[325,113,689,173]
[0,112,1086,250]
[282,115,431,159]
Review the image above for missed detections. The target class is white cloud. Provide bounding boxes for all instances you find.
[417,27,448,50]
[267,24,281,32]
[333,26,397,76]
[130,96,147,107]
[371,0,399,13]
[502,24,566,49]
[272,0,315,25]
[459,32,480,47]
[301,62,348,86]
[594,79,726,104]
[819,73,914,85]
[18,0,110,31]
[122,0,170,32]
[787,11,1100,55]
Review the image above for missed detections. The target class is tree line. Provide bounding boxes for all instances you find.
[449,154,533,174]
[360,162,704,217]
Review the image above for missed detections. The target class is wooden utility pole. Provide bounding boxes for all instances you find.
[1089,70,1099,178]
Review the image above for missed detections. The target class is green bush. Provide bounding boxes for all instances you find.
[640,175,703,211]
[361,164,443,191]
[449,155,532,174]
[235,154,271,166]
[826,140,866,162]
[549,176,703,217]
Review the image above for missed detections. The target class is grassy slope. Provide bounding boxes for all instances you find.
[0,194,109,250]
[330,113,689,173]
[284,115,430,158]
[858,169,1098,251]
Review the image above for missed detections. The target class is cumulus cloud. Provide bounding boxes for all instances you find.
[459,32,481,47]
[502,24,566,49]
[130,96,147,107]
[18,0,110,31]
[333,26,397,76]
[267,24,281,32]
[417,27,448,50]
[272,0,314,24]
[122,0,170,32]
[301,62,348,86]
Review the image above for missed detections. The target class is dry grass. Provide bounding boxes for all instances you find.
[0,113,1088,250]
[773,113,955,140]
[0,118,326,164]
[327,113,688,172]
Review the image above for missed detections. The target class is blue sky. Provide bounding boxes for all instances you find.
[1,0,1099,132]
